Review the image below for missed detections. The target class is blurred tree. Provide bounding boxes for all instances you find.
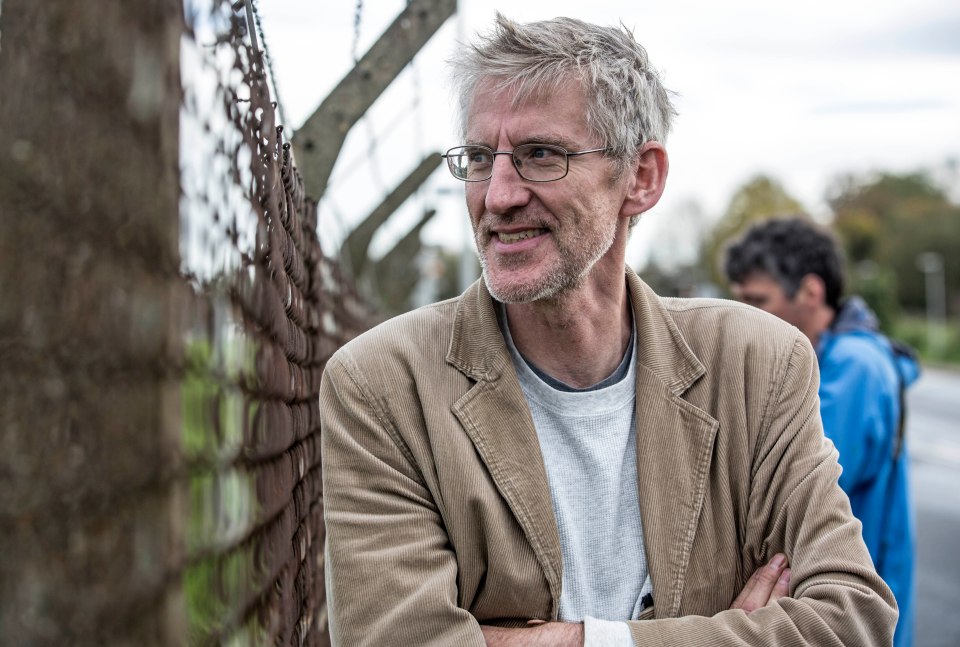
[849,260,900,332]
[828,171,960,314]
[641,260,708,298]
[700,175,806,290]
[371,208,436,316]
[647,199,709,272]
[640,198,716,296]
[434,248,468,302]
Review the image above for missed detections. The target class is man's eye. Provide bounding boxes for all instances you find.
[515,145,563,165]
[467,149,491,164]
[529,146,558,160]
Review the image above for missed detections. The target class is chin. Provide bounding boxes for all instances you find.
[482,268,569,304]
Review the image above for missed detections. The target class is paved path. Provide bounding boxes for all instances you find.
[908,366,960,647]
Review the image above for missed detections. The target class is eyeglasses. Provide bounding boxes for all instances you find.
[442,143,610,183]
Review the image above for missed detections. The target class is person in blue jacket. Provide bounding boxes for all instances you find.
[724,216,919,647]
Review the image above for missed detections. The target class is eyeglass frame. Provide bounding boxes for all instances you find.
[441,143,612,183]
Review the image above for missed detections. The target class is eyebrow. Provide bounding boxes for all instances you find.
[520,134,574,148]
[462,133,579,149]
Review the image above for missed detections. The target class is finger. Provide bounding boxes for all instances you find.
[733,553,788,613]
[730,567,760,610]
[767,567,791,605]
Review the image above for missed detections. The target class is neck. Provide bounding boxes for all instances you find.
[803,305,836,348]
[505,272,631,389]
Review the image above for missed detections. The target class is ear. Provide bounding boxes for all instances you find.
[619,141,669,219]
[797,273,826,306]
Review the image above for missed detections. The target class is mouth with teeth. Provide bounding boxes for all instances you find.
[496,228,547,244]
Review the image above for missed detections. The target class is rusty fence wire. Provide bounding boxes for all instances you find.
[178,0,376,644]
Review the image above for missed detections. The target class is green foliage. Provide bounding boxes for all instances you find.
[830,171,960,313]
[185,545,269,646]
[849,262,900,332]
[834,207,880,262]
[892,315,960,366]
[181,337,264,644]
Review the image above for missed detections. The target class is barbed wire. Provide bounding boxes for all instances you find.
[348,0,387,195]
[407,11,427,218]
[325,95,421,189]
[236,0,289,132]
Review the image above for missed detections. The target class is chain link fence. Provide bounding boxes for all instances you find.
[180,1,377,644]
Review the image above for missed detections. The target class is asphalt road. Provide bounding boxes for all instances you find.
[907,366,960,647]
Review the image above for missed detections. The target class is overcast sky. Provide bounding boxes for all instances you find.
[257,0,960,267]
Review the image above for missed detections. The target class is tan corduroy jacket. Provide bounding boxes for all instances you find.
[320,269,896,646]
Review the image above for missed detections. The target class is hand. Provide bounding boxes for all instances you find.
[730,553,791,613]
[481,621,583,646]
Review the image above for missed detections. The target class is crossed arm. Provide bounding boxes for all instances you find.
[480,555,793,646]
[321,335,896,646]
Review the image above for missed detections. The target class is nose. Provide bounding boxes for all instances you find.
[484,152,530,215]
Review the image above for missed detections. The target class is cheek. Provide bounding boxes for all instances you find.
[772,300,795,321]
[465,185,486,221]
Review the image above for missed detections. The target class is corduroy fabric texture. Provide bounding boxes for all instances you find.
[320,268,897,647]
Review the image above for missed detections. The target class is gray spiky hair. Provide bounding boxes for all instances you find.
[449,13,677,176]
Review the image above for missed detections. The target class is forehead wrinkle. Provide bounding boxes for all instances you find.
[466,91,593,150]
[470,74,581,115]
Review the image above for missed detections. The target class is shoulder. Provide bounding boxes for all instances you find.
[648,296,823,470]
[325,296,460,381]
[820,331,899,388]
[661,296,809,363]
[654,296,818,419]
[661,295,788,326]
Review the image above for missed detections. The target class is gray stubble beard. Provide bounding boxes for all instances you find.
[475,221,617,304]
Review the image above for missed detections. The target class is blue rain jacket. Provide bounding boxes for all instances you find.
[817,296,919,647]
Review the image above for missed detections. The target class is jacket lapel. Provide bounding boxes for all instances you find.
[626,271,719,618]
[447,281,563,616]
[444,273,720,620]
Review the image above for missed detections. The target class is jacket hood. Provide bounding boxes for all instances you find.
[828,295,921,388]
[831,295,880,335]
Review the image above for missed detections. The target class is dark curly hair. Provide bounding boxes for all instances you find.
[724,216,846,311]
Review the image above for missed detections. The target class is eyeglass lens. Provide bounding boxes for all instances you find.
[445,144,569,182]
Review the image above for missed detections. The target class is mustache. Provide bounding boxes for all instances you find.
[478,212,553,234]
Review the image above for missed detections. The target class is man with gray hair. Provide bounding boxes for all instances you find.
[320,14,896,646]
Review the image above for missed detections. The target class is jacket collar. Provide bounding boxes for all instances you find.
[446,267,704,394]
[447,267,716,619]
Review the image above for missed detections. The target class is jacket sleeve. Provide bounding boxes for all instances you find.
[320,353,486,647]
[625,334,898,646]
